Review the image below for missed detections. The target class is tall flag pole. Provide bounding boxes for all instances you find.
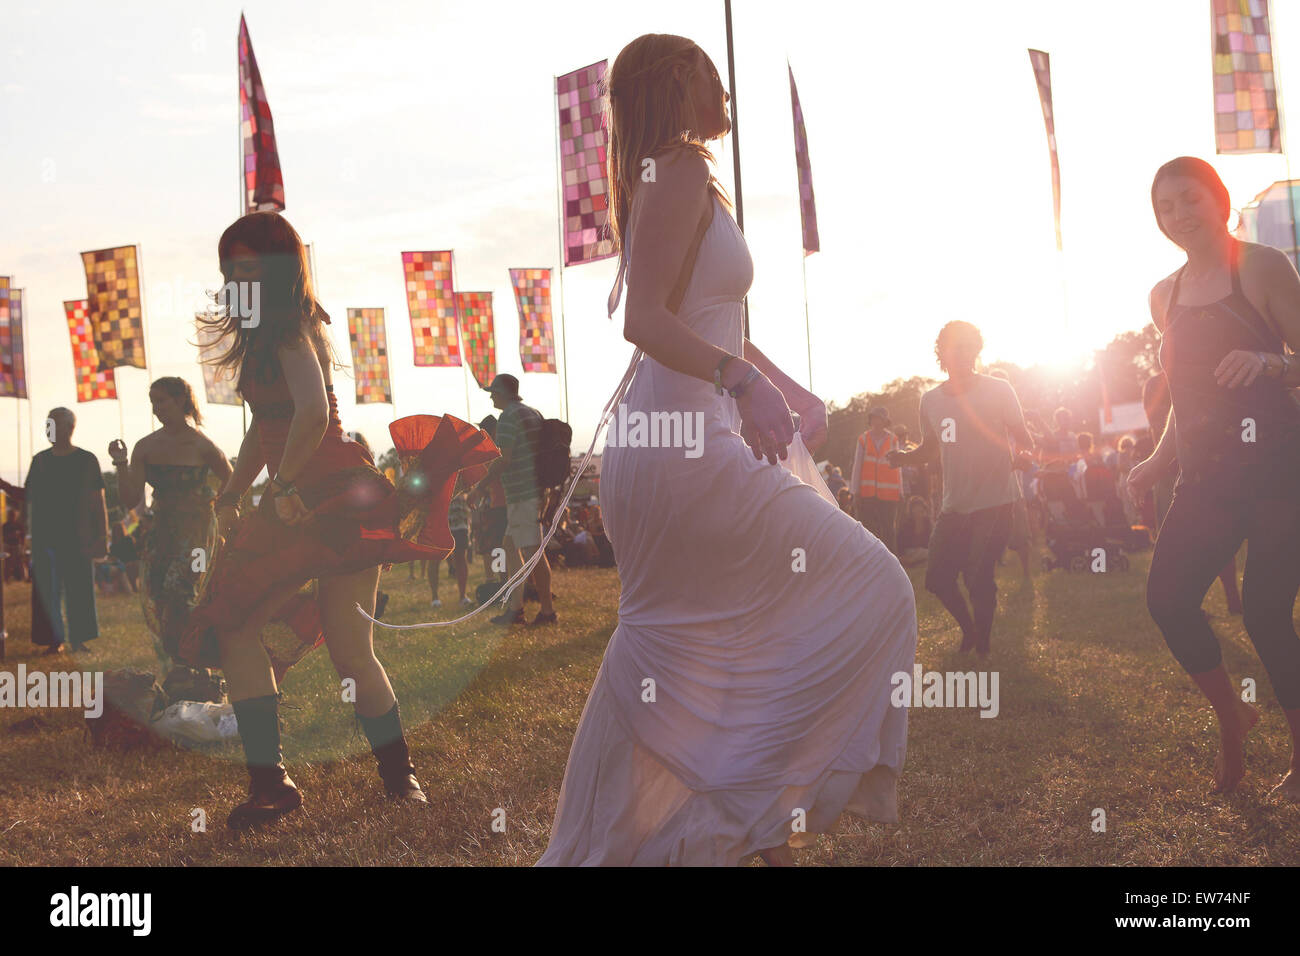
[724,0,749,339]
[551,75,569,421]
[239,13,285,214]
[789,62,818,391]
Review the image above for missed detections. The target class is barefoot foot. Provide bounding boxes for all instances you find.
[1211,700,1259,794]
[757,843,795,866]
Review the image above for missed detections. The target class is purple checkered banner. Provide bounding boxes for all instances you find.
[789,65,820,256]
[557,60,614,266]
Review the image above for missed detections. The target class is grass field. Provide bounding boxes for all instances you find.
[2,541,1298,867]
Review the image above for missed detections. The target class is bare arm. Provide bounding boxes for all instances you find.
[743,339,816,411]
[114,437,148,510]
[201,433,233,488]
[623,150,794,463]
[221,424,264,499]
[1255,244,1300,385]
[895,413,941,466]
[272,336,330,486]
[850,438,863,499]
[623,150,746,385]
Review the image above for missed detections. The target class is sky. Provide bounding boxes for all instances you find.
[3,0,1300,484]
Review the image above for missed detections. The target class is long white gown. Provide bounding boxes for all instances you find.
[537,192,917,866]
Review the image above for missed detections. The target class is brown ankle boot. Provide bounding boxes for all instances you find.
[228,764,303,829]
[360,703,428,803]
[229,694,303,828]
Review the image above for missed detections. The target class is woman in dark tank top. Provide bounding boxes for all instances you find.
[1129,157,1300,803]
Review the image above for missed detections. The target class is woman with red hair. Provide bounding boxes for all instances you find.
[190,211,494,828]
[1130,157,1300,800]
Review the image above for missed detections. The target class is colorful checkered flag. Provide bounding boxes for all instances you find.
[81,245,146,371]
[240,14,286,212]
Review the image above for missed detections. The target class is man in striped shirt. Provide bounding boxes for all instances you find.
[469,374,557,626]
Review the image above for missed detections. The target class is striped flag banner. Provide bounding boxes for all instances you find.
[82,244,146,371]
[1213,0,1281,153]
[0,278,27,399]
[239,13,286,212]
[788,65,820,255]
[347,307,393,405]
[64,299,116,402]
[509,268,556,373]
[1028,49,1063,251]
[402,250,461,366]
[455,292,496,389]
[557,60,615,266]
[196,324,242,406]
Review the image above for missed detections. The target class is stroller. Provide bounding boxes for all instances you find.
[1035,469,1130,573]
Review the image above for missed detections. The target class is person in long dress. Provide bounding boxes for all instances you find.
[537,33,917,866]
[110,377,231,674]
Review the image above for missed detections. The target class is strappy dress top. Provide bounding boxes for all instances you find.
[1158,242,1300,498]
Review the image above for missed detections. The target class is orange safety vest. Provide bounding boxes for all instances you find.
[857,431,902,501]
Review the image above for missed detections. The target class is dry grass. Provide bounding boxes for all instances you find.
[2,543,1297,867]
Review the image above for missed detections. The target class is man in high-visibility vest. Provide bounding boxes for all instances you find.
[851,406,903,554]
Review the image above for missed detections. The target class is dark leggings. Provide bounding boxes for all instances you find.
[1146,484,1300,709]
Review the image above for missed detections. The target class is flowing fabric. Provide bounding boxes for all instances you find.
[538,193,917,866]
[179,367,497,678]
[139,463,217,667]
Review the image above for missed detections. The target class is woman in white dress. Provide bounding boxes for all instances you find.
[538,34,917,866]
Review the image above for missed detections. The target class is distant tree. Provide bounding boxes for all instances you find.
[825,322,1159,470]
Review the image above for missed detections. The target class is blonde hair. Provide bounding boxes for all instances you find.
[606,34,732,253]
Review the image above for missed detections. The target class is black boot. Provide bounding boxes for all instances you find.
[228,694,302,829]
[359,702,427,803]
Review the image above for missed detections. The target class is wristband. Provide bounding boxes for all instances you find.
[713,354,740,395]
[727,367,762,399]
[215,492,241,511]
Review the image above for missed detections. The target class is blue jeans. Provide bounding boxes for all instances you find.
[30,543,99,648]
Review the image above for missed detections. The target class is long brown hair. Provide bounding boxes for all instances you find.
[606,34,732,254]
[196,212,339,386]
[150,376,202,425]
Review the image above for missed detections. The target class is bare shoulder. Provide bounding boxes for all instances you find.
[196,429,227,463]
[1148,271,1180,330]
[1240,239,1294,280]
[651,146,709,180]
[133,431,156,461]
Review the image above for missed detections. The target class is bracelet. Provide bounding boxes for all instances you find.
[713,354,739,395]
[1257,351,1277,377]
[215,492,241,510]
[273,483,299,499]
[727,367,762,399]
